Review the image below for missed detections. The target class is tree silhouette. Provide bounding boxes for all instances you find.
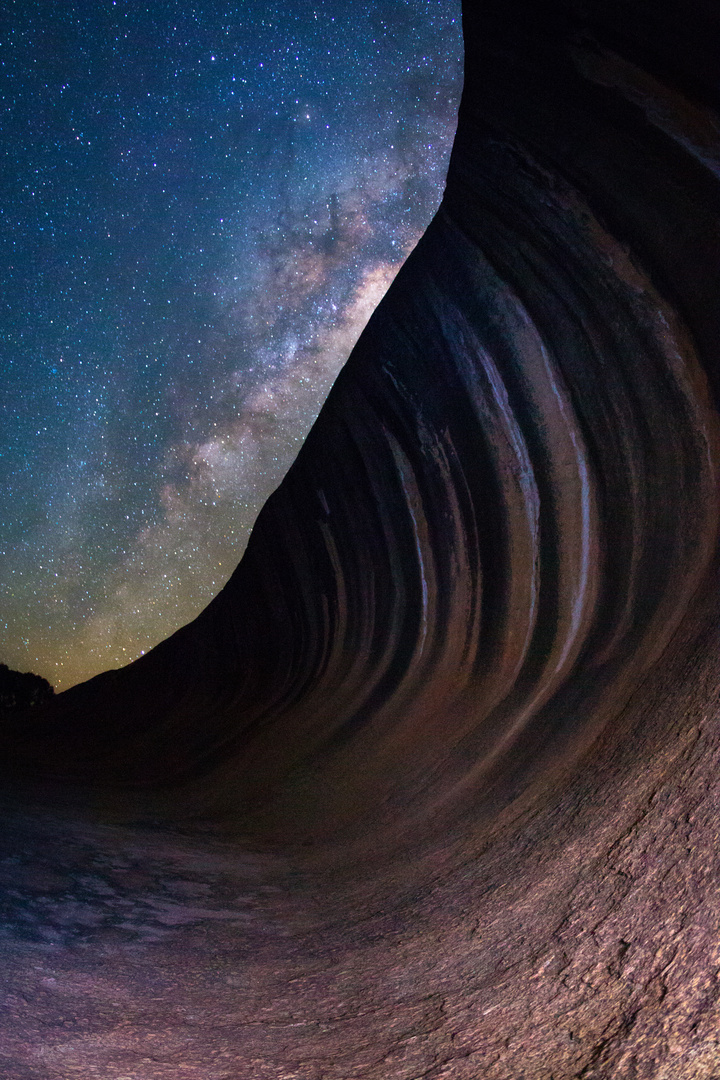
[0,663,54,715]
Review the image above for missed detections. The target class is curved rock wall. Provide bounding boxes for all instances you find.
[3,1,720,1075]
[13,0,720,836]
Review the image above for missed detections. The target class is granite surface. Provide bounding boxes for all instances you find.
[2,0,720,1075]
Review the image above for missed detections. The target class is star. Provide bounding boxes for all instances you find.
[0,0,462,690]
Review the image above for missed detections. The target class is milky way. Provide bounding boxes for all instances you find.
[0,0,462,689]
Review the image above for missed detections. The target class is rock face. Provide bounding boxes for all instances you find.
[2,1,720,1076]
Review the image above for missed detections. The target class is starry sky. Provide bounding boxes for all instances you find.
[1,0,462,691]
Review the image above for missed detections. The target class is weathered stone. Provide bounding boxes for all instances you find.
[2,1,719,1075]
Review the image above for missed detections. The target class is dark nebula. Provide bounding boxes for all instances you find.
[0,0,461,689]
[1,0,720,1077]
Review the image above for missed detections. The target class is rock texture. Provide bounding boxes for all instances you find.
[2,1,720,1076]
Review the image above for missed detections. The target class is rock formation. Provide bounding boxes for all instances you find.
[2,1,720,1076]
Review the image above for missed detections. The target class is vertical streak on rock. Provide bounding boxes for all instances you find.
[5,0,720,850]
[4,3,720,1074]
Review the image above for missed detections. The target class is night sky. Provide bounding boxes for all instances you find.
[1,0,462,691]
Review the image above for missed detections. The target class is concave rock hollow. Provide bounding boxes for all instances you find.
[2,1,720,1076]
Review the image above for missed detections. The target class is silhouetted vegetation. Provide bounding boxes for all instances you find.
[0,663,54,715]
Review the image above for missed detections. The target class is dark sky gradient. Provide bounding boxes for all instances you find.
[0,0,462,689]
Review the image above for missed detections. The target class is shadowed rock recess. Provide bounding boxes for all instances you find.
[3,1,720,1076]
